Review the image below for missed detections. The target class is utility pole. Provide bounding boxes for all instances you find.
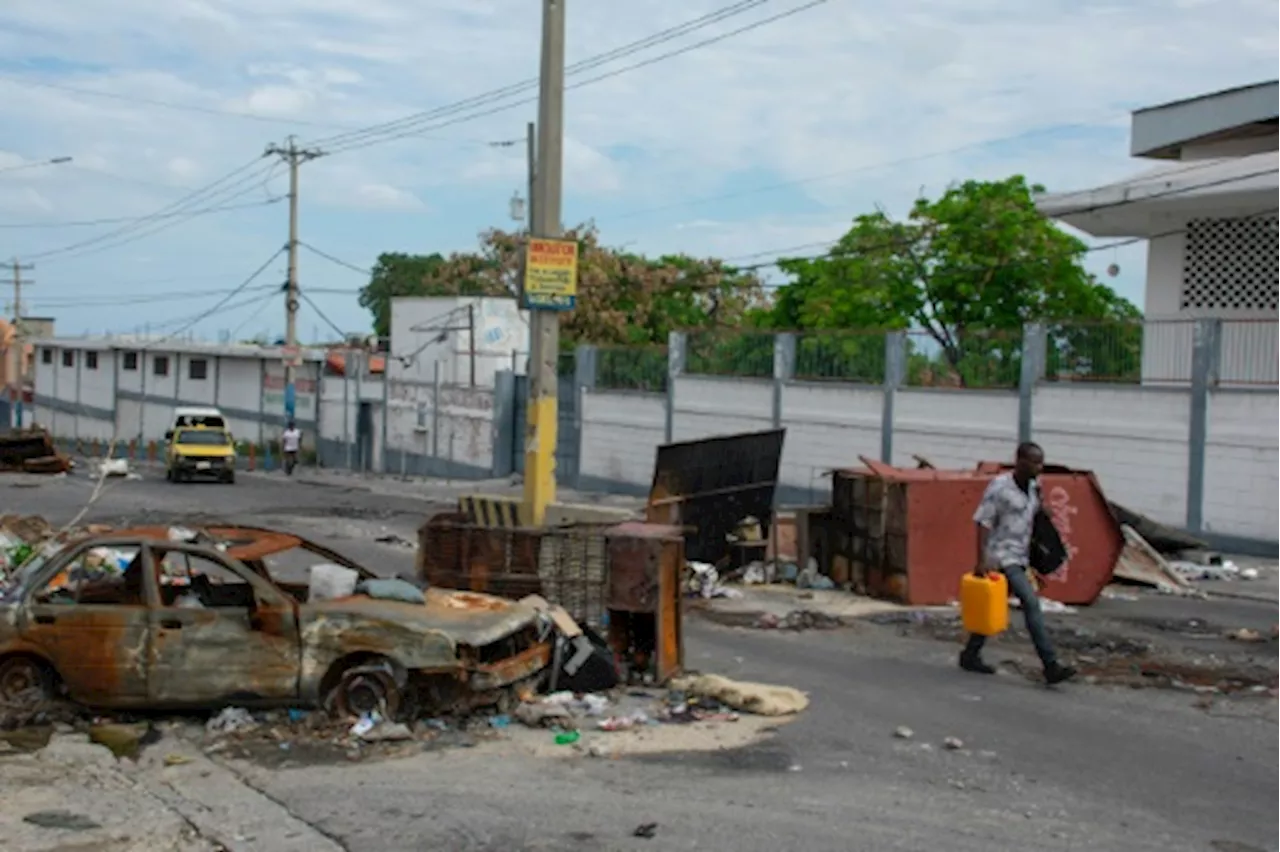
[5,259,34,428]
[522,0,566,526]
[264,137,323,421]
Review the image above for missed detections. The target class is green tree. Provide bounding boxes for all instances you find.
[769,176,1140,386]
[357,252,448,338]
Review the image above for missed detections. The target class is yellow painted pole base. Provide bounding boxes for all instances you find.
[522,395,558,527]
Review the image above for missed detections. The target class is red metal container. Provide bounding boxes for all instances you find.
[832,460,1122,607]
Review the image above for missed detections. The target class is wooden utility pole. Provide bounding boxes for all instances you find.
[5,259,34,427]
[264,137,323,421]
[522,0,566,525]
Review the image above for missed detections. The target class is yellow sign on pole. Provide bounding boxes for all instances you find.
[523,238,578,311]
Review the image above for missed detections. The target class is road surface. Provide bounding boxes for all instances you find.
[7,467,1277,852]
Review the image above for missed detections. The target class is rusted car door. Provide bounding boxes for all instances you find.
[145,542,302,706]
[19,539,152,704]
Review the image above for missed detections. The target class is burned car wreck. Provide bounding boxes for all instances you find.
[0,525,554,719]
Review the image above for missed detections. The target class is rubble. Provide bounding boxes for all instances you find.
[0,429,72,474]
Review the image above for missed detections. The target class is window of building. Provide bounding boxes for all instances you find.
[154,355,170,377]
[85,351,98,370]
[1181,216,1279,312]
[188,358,209,381]
[123,352,138,371]
[41,349,52,365]
[61,350,74,368]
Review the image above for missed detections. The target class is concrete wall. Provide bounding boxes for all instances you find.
[578,391,665,492]
[1203,390,1278,540]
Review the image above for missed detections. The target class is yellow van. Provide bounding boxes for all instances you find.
[165,426,236,484]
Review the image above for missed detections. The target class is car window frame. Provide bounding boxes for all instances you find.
[22,537,157,610]
[145,542,290,610]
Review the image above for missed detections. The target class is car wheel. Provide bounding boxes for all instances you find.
[325,659,403,720]
[0,655,57,703]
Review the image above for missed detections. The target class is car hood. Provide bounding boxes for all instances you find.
[302,587,542,647]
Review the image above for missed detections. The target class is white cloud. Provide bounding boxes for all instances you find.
[0,0,1273,336]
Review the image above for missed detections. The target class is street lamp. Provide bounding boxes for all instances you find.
[0,156,74,176]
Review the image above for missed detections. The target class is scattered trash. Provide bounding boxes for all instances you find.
[309,563,360,601]
[374,532,416,549]
[894,726,914,740]
[685,561,743,599]
[1100,588,1140,602]
[163,753,193,767]
[1239,567,1260,581]
[755,609,845,631]
[349,712,380,738]
[287,708,310,723]
[943,736,964,751]
[207,707,256,735]
[23,810,102,831]
[1113,526,1196,593]
[515,700,576,729]
[795,560,835,591]
[88,722,153,759]
[668,674,808,717]
[95,458,130,478]
[1225,628,1265,643]
[358,721,414,742]
[1011,596,1076,614]
[633,822,658,839]
[597,711,652,731]
[554,730,580,746]
[488,714,511,729]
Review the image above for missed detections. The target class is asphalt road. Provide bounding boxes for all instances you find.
[7,468,1278,852]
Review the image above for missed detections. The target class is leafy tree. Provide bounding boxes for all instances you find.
[359,225,767,367]
[357,252,448,338]
[769,176,1140,386]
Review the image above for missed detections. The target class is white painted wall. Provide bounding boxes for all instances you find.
[892,389,1019,469]
[1204,390,1279,539]
[578,379,1278,543]
[389,297,529,390]
[579,391,665,487]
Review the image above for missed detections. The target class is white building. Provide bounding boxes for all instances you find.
[32,337,325,447]
[1036,80,1278,385]
[387,297,529,389]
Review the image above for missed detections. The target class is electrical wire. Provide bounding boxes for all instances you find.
[225,291,280,340]
[33,283,278,309]
[300,291,349,338]
[317,1,829,157]
[137,248,285,349]
[306,0,777,152]
[25,156,277,262]
[0,198,284,230]
[298,242,372,276]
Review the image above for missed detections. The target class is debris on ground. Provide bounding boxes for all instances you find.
[88,722,156,759]
[633,822,658,839]
[685,561,742,599]
[754,609,845,630]
[893,726,914,740]
[668,674,808,717]
[1114,526,1198,593]
[0,429,72,474]
[23,809,102,831]
[206,707,256,735]
[943,736,964,751]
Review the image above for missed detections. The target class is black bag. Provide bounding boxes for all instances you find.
[1029,508,1067,575]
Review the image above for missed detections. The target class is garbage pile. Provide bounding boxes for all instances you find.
[0,428,72,474]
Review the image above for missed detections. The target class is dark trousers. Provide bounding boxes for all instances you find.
[964,565,1057,668]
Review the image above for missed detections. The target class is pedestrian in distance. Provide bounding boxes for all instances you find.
[960,441,1077,685]
[281,420,301,476]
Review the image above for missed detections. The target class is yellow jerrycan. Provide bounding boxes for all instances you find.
[960,571,1009,636]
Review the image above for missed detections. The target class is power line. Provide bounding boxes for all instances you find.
[137,248,286,349]
[300,291,349,338]
[25,157,277,262]
[306,1,774,152]
[299,242,371,276]
[33,284,279,308]
[317,1,829,157]
[0,198,284,230]
[225,291,280,340]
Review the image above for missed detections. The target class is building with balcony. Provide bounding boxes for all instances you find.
[1036,80,1278,386]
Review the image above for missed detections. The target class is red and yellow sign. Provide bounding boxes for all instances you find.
[523,238,579,311]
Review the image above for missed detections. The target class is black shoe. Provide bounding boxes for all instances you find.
[959,653,996,675]
[1044,663,1077,685]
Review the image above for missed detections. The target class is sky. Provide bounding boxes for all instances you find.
[0,0,1276,344]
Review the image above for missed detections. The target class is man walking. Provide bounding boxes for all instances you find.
[281,419,301,476]
[960,441,1077,685]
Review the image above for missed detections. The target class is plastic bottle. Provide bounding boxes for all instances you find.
[554,730,580,745]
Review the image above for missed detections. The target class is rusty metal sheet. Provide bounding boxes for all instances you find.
[604,523,682,612]
[646,428,785,564]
